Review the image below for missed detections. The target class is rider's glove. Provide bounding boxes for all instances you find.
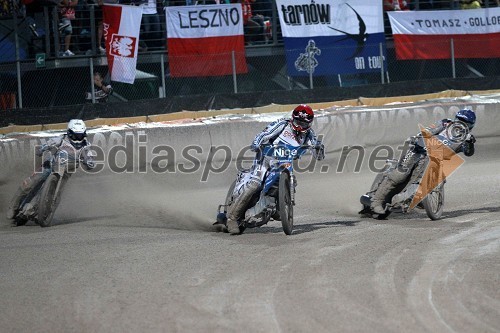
[82,161,95,170]
[465,133,476,143]
[462,134,475,157]
[250,143,260,152]
[313,142,325,161]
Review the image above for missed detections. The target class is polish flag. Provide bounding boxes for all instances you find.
[388,8,500,60]
[166,4,248,77]
[102,4,143,84]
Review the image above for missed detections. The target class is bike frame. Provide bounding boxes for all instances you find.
[260,144,310,195]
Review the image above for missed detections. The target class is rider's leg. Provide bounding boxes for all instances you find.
[400,157,429,206]
[226,164,265,234]
[371,152,419,214]
[6,168,49,219]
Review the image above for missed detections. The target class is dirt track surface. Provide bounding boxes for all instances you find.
[0,139,499,333]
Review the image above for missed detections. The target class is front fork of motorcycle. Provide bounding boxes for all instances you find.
[290,174,297,205]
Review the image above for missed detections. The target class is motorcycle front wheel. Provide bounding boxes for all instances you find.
[37,175,60,227]
[279,172,293,235]
[422,183,444,220]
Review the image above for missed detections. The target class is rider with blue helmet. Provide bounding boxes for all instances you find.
[369,109,477,215]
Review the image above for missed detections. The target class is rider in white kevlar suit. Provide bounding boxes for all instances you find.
[6,119,95,220]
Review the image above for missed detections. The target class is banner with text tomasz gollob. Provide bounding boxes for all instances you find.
[166,4,248,77]
[388,8,500,60]
[276,0,386,76]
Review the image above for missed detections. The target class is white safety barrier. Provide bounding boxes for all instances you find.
[1,96,499,181]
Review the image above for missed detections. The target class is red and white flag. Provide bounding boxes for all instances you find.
[388,8,500,60]
[102,4,143,84]
[166,4,248,77]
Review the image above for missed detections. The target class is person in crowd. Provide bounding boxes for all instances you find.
[383,0,410,11]
[139,0,162,50]
[460,0,482,8]
[59,0,78,56]
[233,0,265,44]
[85,71,113,102]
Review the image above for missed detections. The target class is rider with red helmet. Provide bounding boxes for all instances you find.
[225,105,325,234]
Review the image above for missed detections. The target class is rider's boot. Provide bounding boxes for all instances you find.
[371,177,396,215]
[6,187,27,219]
[225,217,240,235]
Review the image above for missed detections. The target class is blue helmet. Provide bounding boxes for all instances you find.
[455,109,476,129]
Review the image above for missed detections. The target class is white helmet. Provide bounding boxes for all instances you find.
[67,119,87,147]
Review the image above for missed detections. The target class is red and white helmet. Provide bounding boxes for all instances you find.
[291,104,314,132]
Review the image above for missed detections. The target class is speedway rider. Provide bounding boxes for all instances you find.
[370,109,476,215]
[6,119,95,220]
[225,104,325,234]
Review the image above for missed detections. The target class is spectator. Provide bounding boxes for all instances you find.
[95,0,106,53]
[85,71,113,102]
[383,0,410,11]
[59,0,78,56]
[139,0,162,50]
[233,0,265,44]
[23,0,61,38]
[251,0,272,17]
[460,0,482,8]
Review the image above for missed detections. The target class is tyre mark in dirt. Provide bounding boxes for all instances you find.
[407,213,500,333]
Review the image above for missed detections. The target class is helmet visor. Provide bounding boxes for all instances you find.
[68,131,86,141]
[293,118,311,131]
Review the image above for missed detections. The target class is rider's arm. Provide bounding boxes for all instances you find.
[37,136,63,156]
[424,119,452,136]
[306,128,325,160]
[251,119,288,151]
[411,119,452,148]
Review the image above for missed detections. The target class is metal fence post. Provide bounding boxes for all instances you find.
[90,5,97,55]
[232,51,238,94]
[53,6,60,57]
[160,53,166,98]
[89,58,96,103]
[450,38,456,79]
[43,6,50,56]
[380,42,385,84]
[14,13,23,109]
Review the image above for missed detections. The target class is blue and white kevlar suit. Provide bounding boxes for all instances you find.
[226,118,325,227]
[370,118,475,214]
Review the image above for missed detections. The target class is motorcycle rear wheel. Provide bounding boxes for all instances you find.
[279,172,293,235]
[37,175,59,227]
[422,184,444,220]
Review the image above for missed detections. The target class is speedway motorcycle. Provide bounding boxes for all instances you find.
[215,143,315,235]
[359,133,453,221]
[14,149,73,227]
